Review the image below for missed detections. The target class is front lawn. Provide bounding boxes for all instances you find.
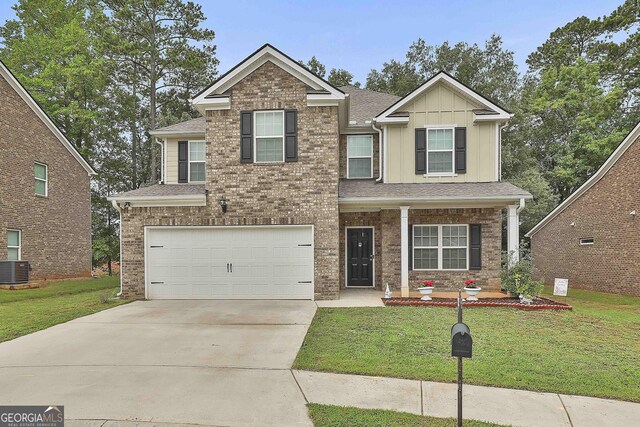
[307,404,506,427]
[0,276,128,342]
[294,287,640,402]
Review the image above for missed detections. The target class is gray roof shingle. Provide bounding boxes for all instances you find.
[339,86,400,126]
[339,180,532,200]
[150,117,206,136]
[110,184,205,199]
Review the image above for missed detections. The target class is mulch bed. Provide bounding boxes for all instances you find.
[383,296,572,310]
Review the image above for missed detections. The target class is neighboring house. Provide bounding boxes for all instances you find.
[109,44,531,300]
[527,122,640,296]
[0,60,95,280]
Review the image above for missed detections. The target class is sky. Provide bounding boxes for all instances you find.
[0,0,624,83]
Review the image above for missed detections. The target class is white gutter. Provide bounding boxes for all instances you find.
[110,200,123,297]
[339,194,533,204]
[372,122,383,182]
[517,197,525,214]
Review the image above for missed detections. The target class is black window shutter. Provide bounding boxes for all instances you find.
[240,111,253,163]
[469,224,482,270]
[178,141,188,183]
[415,128,426,174]
[455,127,467,174]
[408,224,413,271]
[284,109,298,162]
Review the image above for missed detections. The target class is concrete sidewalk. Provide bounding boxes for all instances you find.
[292,370,640,427]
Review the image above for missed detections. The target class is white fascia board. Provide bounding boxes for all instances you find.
[148,131,206,138]
[192,46,345,106]
[306,93,342,107]
[375,72,510,123]
[473,112,512,122]
[0,61,96,176]
[339,194,532,205]
[107,194,206,207]
[526,121,640,238]
[194,96,230,115]
[375,116,410,124]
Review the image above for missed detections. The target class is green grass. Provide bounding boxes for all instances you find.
[307,404,507,427]
[0,276,128,342]
[294,288,640,402]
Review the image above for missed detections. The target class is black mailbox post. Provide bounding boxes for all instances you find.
[451,322,472,358]
[452,289,472,427]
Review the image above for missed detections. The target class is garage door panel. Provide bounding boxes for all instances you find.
[146,226,314,300]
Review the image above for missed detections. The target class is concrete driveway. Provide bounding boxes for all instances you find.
[0,300,317,426]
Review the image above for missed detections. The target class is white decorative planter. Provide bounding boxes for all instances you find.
[417,286,434,301]
[464,287,482,301]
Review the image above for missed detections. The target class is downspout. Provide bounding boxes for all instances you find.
[111,199,123,297]
[517,197,525,214]
[155,138,165,184]
[372,121,383,182]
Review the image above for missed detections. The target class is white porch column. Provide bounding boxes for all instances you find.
[507,204,520,265]
[400,206,410,297]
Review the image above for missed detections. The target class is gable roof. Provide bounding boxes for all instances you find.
[374,71,511,123]
[526,121,640,237]
[0,59,96,175]
[192,44,345,109]
[339,86,399,127]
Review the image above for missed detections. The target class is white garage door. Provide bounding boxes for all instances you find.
[146,226,314,300]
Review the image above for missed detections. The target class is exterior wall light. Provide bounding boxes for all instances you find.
[631,210,637,217]
[219,196,227,214]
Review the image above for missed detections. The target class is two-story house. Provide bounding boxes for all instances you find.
[0,60,95,280]
[109,44,531,300]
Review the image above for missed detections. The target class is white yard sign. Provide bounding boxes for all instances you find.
[554,278,569,296]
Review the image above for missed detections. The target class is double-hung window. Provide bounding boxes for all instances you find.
[413,224,468,270]
[34,162,48,196]
[426,128,454,174]
[255,111,284,163]
[189,141,205,182]
[347,135,373,178]
[7,230,21,261]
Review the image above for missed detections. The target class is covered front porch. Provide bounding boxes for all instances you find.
[338,179,532,297]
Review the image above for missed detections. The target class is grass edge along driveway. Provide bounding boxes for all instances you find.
[294,287,640,402]
[0,276,128,343]
[307,404,507,427]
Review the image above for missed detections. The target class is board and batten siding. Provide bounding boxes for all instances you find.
[386,82,498,183]
[165,138,179,183]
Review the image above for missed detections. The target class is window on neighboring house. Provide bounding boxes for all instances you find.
[7,230,21,261]
[189,141,206,182]
[34,162,47,196]
[413,224,468,270]
[254,111,284,163]
[579,237,594,245]
[347,135,373,178]
[427,128,454,174]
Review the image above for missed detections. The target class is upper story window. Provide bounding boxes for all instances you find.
[427,128,454,175]
[413,224,468,270]
[347,135,373,179]
[189,141,205,182]
[255,111,284,163]
[7,229,21,261]
[34,162,48,196]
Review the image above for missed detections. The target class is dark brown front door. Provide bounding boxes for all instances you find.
[347,228,374,287]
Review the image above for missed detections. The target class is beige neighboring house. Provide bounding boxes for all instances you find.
[109,44,531,300]
[0,60,95,280]
[527,122,640,296]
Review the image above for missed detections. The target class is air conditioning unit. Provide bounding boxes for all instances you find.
[0,261,30,284]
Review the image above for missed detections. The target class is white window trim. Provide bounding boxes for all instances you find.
[424,125,456,177]
[7,229,21,261]
[346,135,374,179]
[412,224,469,271]
[34,162,48,196]
[254,110,285,164]
[188,140,206,183]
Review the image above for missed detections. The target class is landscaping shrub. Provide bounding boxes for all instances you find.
[500,249,544,299]
[98,289,115,304]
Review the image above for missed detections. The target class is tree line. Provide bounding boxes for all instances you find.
[1,0,638,270]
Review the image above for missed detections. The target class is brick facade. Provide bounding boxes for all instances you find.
[531,135,640,296]
[341,208,502,292]
[0,72,92,280]
[120,61,340,299]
